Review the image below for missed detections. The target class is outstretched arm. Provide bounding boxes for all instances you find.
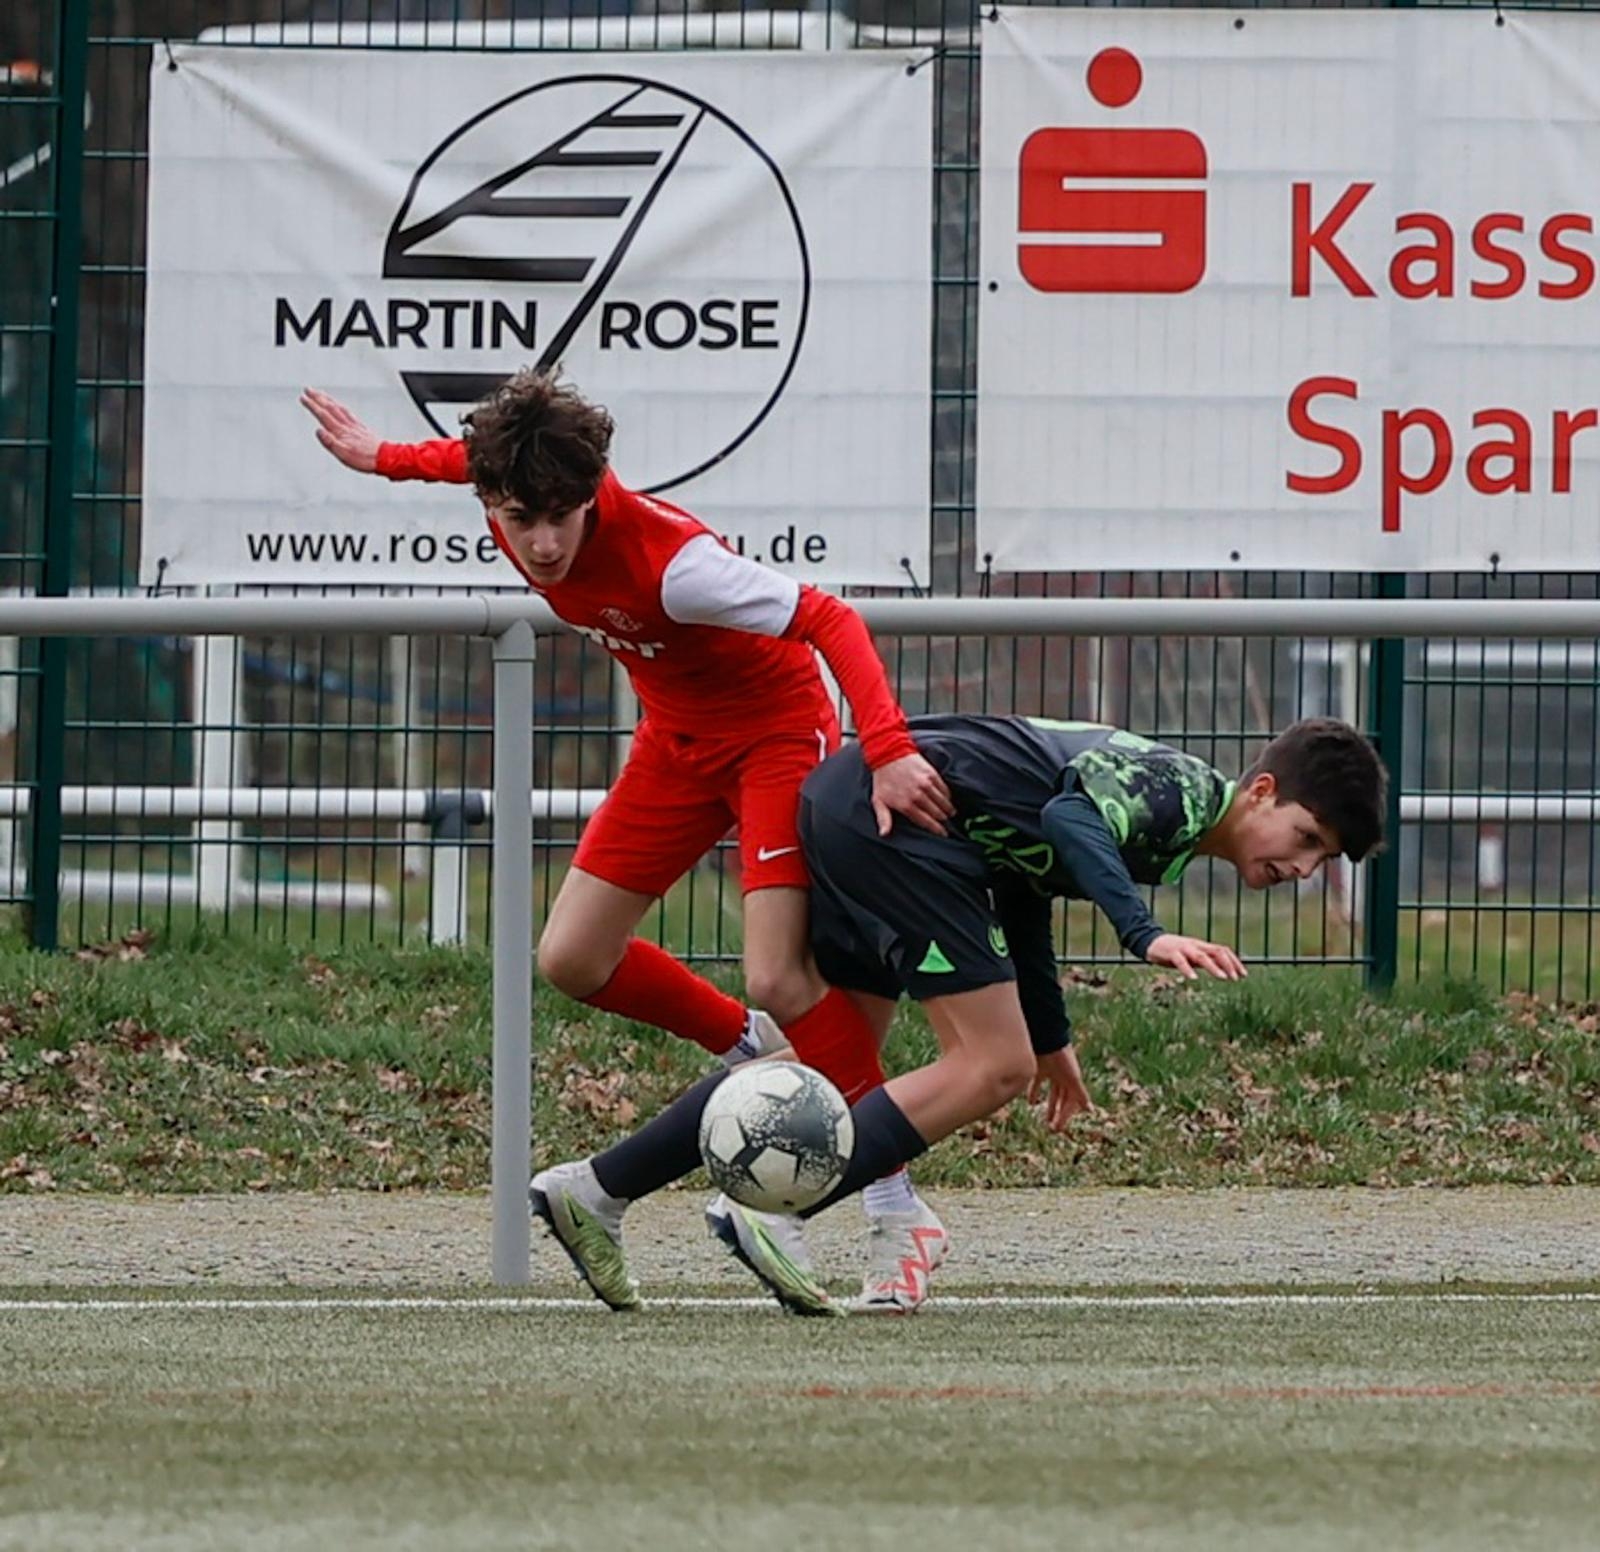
[992,879,1093,1131]
[300,388,469,483]
[1039,788,1245,979]
[991,877,1071,1055]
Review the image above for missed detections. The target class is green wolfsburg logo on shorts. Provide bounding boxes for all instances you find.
[988,924,1009,957]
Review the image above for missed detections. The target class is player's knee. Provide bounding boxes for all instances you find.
[973,1048,1034,1112]
[535,924,613,1000]
[742,961,822,1024]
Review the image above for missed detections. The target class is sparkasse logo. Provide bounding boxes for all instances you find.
[1018,47,1207,294]
[275,74,812,493]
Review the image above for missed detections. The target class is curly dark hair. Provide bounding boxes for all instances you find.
[463,369,615,516]
[1241,718,1388,862]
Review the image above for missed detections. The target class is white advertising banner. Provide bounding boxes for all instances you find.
[143,46,930,586]
[979,9,1600,573]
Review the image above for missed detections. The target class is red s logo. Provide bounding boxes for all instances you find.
[1018,48,1207,295]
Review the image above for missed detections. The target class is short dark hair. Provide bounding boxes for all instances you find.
[1241,718,1388,862]
[463,369,614,517]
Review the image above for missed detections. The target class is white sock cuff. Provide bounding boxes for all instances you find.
[861,1169,919,1218]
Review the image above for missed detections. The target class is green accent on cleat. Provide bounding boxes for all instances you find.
[708,1202,842,1318]
[531,1185,641,1312]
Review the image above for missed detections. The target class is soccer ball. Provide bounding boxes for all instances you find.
[698,1060,855,1215]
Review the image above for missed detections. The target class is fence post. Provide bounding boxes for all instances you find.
[27,0,91,951]
[1369,0,1425,1002]
[194,603,244,913]
[426,791,484,945]
[1364,574,1407,991]
[491,620,537,1285]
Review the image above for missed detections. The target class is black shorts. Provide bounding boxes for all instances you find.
[799,743,1016,1003]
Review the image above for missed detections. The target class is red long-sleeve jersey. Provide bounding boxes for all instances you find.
[375,439,916,768]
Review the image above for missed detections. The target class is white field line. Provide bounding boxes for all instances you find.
[0,1292,1597,1314]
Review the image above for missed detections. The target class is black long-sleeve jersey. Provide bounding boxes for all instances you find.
[908,714,1234,1053]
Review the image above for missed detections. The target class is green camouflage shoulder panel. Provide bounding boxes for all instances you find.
[1068,740,1233,883]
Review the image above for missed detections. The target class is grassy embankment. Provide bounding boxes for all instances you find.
[1,927,1596,1192]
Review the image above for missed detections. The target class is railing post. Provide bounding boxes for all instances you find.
[490,620,537,1285]
[1365,573,1407,992]
[26,0,91,950]
[426,791,484,946]
[194,602,244,913]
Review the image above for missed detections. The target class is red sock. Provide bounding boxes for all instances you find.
[781,988,886,1103]
[582,939,747,1056]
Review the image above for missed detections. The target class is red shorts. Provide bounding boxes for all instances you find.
[573,714,841,898]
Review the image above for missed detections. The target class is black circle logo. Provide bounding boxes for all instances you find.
[383,74,811,492]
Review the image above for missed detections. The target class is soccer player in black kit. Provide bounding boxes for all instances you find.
[534,714,1388,1315]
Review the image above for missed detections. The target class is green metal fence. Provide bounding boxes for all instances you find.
[5,0,1599,998]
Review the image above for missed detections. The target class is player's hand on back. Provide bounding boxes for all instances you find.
[1144,933,1247,981]
[1029,1045,1092,1132]
[870,752,955,837]
[300,387,382,474]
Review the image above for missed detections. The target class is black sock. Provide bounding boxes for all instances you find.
[590,1070,729,1202]
[800,1088,928,1219]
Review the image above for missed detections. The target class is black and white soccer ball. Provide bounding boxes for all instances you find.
[698,1060,855,1214]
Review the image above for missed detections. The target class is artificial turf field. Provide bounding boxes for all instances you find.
[2,1288,1598,1551]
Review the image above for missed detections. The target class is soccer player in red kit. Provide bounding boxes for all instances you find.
[301,371,955,1312]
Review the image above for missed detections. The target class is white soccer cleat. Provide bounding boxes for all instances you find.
[529,1159,640,1312]
[705,1192,817,1275]
[704,1194,838,1317]
[720,1008,790,1067]
[854,1200,950,1314]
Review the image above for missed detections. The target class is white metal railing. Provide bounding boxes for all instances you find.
[0,787,607,819]
[6,593,1600,637]
[7,592,1600,1285]
[0,785,609,943]
[4,781,1588,956]
[7,784,1591,825]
